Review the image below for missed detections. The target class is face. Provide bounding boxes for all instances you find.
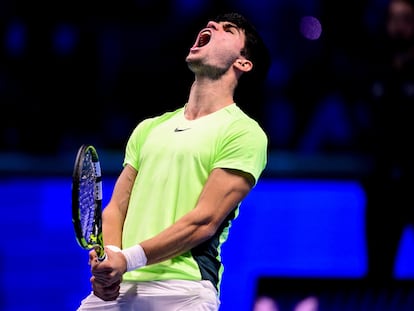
[387,0,414,41]
[186,20,248,79]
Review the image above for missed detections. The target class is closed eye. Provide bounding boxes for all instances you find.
[222,23,240,34]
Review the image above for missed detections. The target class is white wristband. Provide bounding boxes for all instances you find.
[121,244,147,272]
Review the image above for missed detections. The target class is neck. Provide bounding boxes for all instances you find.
[185,75,236,120]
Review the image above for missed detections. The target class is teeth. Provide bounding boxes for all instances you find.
[198,31,211,47]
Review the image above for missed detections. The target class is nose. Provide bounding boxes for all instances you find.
[206,21,220,30]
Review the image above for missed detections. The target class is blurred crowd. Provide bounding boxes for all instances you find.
[0,0,412,163]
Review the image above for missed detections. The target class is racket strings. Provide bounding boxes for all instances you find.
[79,151,100,244]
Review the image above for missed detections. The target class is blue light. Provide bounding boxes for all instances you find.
[219,178,368,311]
[172,0,208,17]
[5,20,26,57]
[53,23,78,56]
[1,176,413,311]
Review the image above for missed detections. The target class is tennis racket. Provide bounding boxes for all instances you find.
[71,144,106,261]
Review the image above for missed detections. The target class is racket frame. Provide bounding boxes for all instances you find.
[71,144,106,261]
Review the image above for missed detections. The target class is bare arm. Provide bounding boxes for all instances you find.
[102,164,137,247]
[89,164,136,301]
[141,167,253,265]
[90,166,253,300]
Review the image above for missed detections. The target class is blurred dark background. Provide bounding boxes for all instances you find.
[1,0,414,311]
[0,0,381,161]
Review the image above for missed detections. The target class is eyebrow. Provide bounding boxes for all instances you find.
[221,22,243,33]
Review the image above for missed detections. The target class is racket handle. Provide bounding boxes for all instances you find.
[94,245,106,261]
[98,253,107,262]
[97,245,121,261]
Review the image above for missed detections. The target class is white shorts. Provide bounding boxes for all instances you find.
[77,279,220,311]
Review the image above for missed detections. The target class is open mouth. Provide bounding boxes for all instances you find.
[197,30,211,47]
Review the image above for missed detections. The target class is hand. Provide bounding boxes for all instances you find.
[88,246,128,301]
[90,275,121,301]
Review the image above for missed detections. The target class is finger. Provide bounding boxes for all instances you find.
[91,267,119,285]
[94,289,120,301]
[88,249,98,265]
[93,279,121,301]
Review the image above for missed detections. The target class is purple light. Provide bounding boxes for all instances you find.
[300,16,322,40]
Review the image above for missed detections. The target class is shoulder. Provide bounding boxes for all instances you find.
[225,104,267,139]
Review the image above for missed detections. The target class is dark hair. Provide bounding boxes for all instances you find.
[213,12,271,83]
[213,12,271,121]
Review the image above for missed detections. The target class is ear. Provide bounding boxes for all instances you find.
[234,59,253,73]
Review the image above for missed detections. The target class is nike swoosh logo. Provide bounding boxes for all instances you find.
[174,127,191,132]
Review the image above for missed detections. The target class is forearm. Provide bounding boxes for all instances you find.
[121,168,251,270]
[140,211,215,265]
[102,164,136,247]
[140,170,251,265]
[102,203,126,247]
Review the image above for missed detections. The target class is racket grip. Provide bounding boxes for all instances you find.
[98,245,121,262]
[94,245,106,261]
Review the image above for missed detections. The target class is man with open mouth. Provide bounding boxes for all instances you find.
[77,11,271,311]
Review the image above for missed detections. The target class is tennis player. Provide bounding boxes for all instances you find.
[77,11,271,311]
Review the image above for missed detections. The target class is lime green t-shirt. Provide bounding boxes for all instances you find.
[121,103,267,292]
